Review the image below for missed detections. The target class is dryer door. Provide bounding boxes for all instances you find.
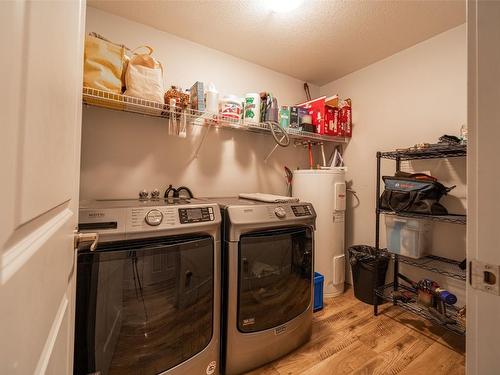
[237,227,313,333]
[75,234,214,375]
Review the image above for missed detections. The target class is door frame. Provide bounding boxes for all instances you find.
[466,0,500,373]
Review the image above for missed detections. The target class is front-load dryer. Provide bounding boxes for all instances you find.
[209,197,316,375]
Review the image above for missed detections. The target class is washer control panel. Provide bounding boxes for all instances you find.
[179,207,215,224]
[291,205,312,217]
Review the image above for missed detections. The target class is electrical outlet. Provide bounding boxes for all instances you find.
[470,259,500,295]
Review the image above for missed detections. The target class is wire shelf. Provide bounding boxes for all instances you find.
[379,144,466,160]
[82,87,349,144]
[379,209,466,225]
[382,251,466,281]
[375,283,466,335]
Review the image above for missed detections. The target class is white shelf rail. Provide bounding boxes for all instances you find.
[82,87,350,145]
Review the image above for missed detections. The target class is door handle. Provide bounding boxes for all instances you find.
[185,270,193,287]
[74,231,99,251]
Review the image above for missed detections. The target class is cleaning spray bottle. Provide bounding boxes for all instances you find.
[205,82,219,114]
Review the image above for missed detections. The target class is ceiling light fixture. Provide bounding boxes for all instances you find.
[268,0,303,13]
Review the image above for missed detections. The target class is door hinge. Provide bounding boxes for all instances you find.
[74,230,99,251]
[470,259,500,296]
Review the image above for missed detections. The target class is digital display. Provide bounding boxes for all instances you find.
[292,205,310,217]
[186,208,203,220]
[294,206,306,214]
[179,207,213,224]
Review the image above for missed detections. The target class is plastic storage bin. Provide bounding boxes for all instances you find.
[313,272,324,312]
[385,216,431,259]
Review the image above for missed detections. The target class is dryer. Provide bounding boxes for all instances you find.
[210,197,316,375]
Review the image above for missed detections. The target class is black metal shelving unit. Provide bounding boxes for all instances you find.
[379,209,466,225]
[379,144,467,160]
[375,283,466,335]
[373,144,467,335]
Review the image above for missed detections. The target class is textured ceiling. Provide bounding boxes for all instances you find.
[88,0,465,85]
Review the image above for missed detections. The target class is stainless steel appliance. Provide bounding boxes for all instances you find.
[209,197,316,375]
[75,198,221,375]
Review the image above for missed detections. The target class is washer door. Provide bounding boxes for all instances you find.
[237,227,313,333]
[75,234,214,375]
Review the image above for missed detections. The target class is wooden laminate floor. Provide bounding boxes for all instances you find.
[247,288,465,375]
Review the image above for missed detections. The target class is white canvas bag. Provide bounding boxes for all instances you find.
[124,46,164,103]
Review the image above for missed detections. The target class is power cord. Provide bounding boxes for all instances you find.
[266,121,290,147]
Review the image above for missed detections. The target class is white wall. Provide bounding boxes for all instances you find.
[80,7,320,200]
[320,25,467,301]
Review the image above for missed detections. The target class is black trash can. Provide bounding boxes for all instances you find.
[348,245,389,305]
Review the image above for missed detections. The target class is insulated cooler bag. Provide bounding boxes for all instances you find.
[380,174,454,215]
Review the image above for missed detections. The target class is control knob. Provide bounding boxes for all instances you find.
[145,209,163,226]
[274,206,287,219]
[150,188,160,199]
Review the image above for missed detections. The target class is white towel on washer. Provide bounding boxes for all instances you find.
[238,193,299,203]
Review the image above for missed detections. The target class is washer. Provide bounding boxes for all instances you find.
[75,198,221,375]
[209,197,316,375]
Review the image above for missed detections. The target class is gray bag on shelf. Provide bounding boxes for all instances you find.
[380,173,454,215]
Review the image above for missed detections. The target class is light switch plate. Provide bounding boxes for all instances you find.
[470,259,500,295]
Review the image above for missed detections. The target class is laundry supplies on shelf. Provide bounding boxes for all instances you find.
[244,93,261,123]
[205,82,219,114]
[219,95,243,120]
[82,87,349,144]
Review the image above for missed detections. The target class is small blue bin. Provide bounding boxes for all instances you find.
[313,272,324,312]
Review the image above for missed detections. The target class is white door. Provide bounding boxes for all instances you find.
[467,1,500,374]
[0,1,85,374]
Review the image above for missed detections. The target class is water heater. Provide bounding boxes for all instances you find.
[292,168,346,297]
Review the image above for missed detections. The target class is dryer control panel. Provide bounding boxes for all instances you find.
[291,205,312,217]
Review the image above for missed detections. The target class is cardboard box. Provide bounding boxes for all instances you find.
[339,99,352,137]
[325,106,341,136]
[296,95,339,135]
[296,95,351,136]
[190,81,205,112]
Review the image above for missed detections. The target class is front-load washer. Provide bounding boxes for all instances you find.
[209,197,316,375]
[75,197,221,375]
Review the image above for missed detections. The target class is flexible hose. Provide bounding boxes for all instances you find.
[266,121,290,147]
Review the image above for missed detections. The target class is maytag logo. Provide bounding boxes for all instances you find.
[275,324,287,335]
[242,318,255,326]
[88,212,105,218]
